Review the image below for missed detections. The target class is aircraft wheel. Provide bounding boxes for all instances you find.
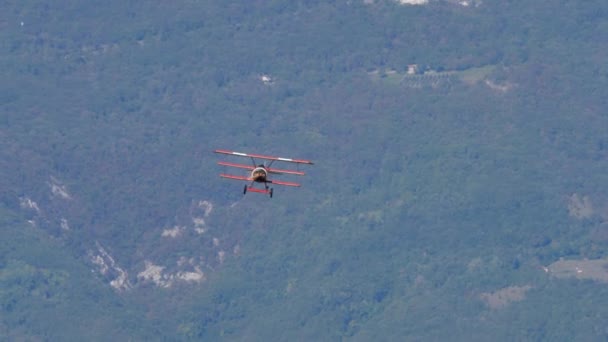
[269,188,273,198]
[243,185,248,194]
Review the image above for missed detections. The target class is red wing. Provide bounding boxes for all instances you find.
[214,149,313,165]
[218,161,255,171]
[220,174,252,182]
[267,167,305,176]
[268,179,301,187]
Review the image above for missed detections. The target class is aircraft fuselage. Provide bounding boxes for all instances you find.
[251,166,268,183]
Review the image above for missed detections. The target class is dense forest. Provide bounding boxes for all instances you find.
[2,0,608,340]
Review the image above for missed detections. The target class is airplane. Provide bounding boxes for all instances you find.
[214,149,313,198]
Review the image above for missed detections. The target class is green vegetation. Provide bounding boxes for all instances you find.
[1,0,608,340]
[0,209,162,340]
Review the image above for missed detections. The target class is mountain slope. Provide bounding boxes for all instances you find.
[1,0,608,340]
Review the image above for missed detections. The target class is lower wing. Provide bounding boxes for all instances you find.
[268,179,301,187]
[220,174,301,187]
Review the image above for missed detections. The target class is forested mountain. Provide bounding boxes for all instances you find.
[2,0,608,340]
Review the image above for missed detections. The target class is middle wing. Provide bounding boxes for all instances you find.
[218,162,305,176]
[218,161,255,171]
[267,167,305,176]
[220,174,252,182]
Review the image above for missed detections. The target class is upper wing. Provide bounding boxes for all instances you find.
[220,174,252,182]
[268,179,301,187]
[214,149,314,165]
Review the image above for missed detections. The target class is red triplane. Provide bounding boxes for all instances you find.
[214,149,314,198]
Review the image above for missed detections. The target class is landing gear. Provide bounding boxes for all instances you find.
[264,182,274,198]
[243,185,248,194]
